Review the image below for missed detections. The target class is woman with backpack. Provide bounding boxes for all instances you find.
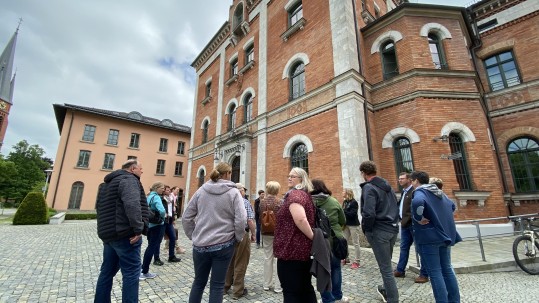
[311,179,349,303]
[140,182,166,280]
[259,181,283,293]
[274,167,317,303]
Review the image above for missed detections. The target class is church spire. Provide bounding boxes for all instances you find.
[0,25,19,104]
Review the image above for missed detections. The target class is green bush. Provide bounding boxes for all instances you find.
[65,213,97,220]
[12,192,48,225]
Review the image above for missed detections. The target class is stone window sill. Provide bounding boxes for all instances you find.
[225,74,239,87]
[239,60,255,75]
[453,191,492,207]
[503,193,539,206]
[281,18,306,42]
[201,96,212,105]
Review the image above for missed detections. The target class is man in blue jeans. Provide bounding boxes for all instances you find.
[411,170,461,303]
[359,161,399,303]
[95,159,149,303]
[394,172,429,283]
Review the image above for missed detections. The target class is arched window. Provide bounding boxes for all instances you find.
[228,104,237,131]
[393,137,414,174]
[233,3,244,30]
[428,33,446,69]
[231,157,241,183]
[290,61,305,100]
[507,137,539,192]
[243,93,253,123]
[381,41,399,80]
[291,143,309,173]
[202,120,209,144]
[449,133,473,190]
[198,170,205,188]
[68,181,84,209]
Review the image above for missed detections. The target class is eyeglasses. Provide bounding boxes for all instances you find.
[288,175,301,179]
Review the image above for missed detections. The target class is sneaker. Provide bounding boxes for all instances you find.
[263,287,270,291]
[350,262,360,269]
[176,246,186,254]
[274,288,283,293]
[377,285,387,303]
[393,270,405,278]
[168,256,181,262]
[153,259,164,266]
[139,272,157,280]
[415,275,429,283]
[336,296,349,303]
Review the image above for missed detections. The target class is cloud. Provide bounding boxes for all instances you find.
[0,0,230,158]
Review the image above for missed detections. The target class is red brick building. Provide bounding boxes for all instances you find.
[186,0,539,219]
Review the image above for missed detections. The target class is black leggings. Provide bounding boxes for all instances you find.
[277,259,317,303]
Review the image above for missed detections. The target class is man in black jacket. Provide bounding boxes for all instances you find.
[95,159,149,303]
[359,161,399,303]
[254,189,264,248]
[394,172,429,283]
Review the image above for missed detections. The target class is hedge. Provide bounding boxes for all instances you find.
[12,192,48,225]
[64,213,97,220]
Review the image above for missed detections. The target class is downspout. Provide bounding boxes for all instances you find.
[51,110,74,209]
[352,0,373,160]
[465,8,512,215]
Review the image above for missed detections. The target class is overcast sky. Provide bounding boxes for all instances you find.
[0,0,471,159]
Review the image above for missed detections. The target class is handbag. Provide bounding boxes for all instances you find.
[331,230,348,260]
[148,196,164,225]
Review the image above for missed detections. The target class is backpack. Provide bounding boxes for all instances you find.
[314,206,332,239]
[261,201,276,235]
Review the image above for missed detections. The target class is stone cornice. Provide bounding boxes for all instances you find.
[370,68,477,91]
[372,90,481,112]
[191,22,231,70]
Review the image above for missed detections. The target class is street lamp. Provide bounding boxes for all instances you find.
[42,169,53,197]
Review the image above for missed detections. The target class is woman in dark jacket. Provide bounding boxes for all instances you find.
[342,188,361,269]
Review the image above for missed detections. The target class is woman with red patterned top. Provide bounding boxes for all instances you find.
[274,167,316,303]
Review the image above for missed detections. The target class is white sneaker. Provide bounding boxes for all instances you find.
[336,296,349,303]
[263,287,270,291]
[274,288,283,293]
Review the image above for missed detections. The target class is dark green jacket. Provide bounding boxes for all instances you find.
[312,194,346,245]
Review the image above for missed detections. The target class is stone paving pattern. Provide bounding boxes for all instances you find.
[0,220,538,302]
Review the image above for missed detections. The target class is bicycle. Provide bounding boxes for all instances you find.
[509,215,539,275]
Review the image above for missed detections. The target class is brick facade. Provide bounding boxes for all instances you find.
[187,0,539,219]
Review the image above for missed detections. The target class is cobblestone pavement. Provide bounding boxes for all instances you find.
[0,220,538,302]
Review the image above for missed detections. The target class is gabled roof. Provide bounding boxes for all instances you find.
[53,103,191,135]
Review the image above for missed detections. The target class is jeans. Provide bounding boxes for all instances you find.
[189,244,235,303]
[277,259,317,303]
[397,226,428,277]
[164,220,176,258]
[417,243,460,303]
[255,220,261,245]
[366,229,399,303]
[94,237,142,303]
[320,254,343,303]
[142,225,164,273]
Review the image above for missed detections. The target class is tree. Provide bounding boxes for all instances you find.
[0,156,19,202]
[3,140,51,204]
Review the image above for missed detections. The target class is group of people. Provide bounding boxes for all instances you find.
[360,161,461,303]
[93,159,461,303]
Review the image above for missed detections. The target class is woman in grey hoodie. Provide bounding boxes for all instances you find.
[182,162,247,303]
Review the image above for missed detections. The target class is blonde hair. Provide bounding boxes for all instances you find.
[429,177,444,189]
[265,181,281,196]
[343,188,354,200]
[150,181,165,192]
[209,162,232,182]
[290,167,313,193]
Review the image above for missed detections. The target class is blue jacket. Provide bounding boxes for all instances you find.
[411,184,462,246]
[147,191,166,228]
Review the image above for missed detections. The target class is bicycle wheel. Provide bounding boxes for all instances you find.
[512,235,539,275]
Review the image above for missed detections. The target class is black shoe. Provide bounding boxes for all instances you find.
[168,256,181,262]
[153,259,164,266]
[232,288,248,300]
[377,285,387,303]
